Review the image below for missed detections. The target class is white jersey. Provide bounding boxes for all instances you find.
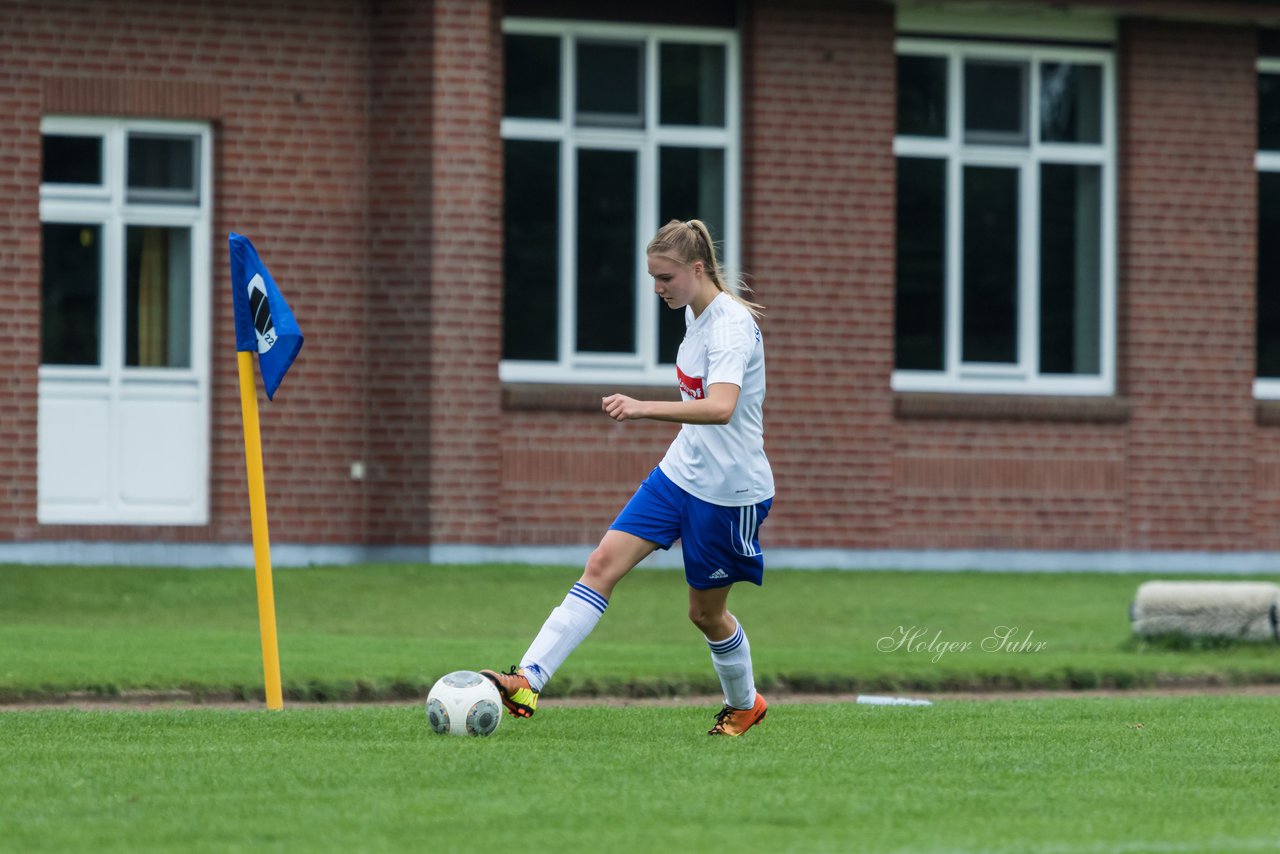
[658,292,774,507]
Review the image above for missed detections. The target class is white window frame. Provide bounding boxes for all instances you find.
[892,39,1117,396]
[1255,59,1280,400]
[38,116,212,524]
[499,18,740,386]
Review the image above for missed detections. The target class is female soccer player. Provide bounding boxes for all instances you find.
[483,219,774,736]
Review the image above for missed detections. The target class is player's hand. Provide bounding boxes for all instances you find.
[602,394,644,422]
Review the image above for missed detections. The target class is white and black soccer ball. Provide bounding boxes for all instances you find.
[425,670,503,737]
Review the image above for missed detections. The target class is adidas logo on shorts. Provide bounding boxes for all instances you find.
[709,569,729,580]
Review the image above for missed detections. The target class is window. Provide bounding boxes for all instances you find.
[1256,60,1280,398]
[893,41,1115,395]
[500,20,739,385]
[38,117,211,524]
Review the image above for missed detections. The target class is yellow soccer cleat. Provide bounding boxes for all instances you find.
[480,666,539,719]
[707,693,767,736]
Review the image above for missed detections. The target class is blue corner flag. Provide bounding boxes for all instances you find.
[229,233,303,400]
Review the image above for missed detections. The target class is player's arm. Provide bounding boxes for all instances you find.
[602,382,740,425]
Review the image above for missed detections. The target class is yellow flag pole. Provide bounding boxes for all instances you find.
[237,350,284,711]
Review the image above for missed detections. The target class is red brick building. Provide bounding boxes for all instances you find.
[5,0,1280,570]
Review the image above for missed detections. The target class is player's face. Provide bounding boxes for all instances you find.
[648,254,704,312]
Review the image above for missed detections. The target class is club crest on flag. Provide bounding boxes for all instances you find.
[246,273,277,354]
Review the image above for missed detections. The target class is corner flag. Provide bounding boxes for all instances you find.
[228,232,303,711]
[229,232,303,399]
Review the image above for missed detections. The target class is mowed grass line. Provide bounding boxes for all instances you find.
[3,564,1280,700]
[2,696,1279,854]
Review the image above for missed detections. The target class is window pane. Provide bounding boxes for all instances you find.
[1259,172,1280,376]
[1261,73,1280,151]
[503,140,560,361]
[576,41,643,128]
[125,226,192,368]
[897,55,948,137]
[41,223,101,365]
[42,135,102,185]
[505,34,560,120]
[1039,164,1101,375]
[660,43,726,127]
[577,149,637,353]
[1041,63,1102,144]
[962,165,1019,363]
[127,134,199,203]
[658,147,725,363]
[964,60,1028,145]
[896,157,947,371]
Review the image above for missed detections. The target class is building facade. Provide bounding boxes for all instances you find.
[5,0,1280,568]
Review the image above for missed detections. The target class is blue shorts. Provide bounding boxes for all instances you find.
[609,467,772,590]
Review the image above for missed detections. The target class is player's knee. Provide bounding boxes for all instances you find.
[582,547,620,588]
[688,603,724,634]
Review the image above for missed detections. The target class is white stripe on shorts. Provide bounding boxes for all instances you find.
[735,505,760,558]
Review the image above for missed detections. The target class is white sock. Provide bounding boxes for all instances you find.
[706,618,756,710]
[519,582,608,692]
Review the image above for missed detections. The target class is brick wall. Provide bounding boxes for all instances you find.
[499,410,679,546]
[488,0,904,554]
[211,3,372,545]
[2,0,373,545]
[367,0,435,545]
[1120,19,1257,550]
[742,0,898,549]
[0,28,42,541]
[892,421,1129,551]
[880,19,1264,554]
[4,0,1279,558]
[884,17,1264,554]
[424,0,505,545]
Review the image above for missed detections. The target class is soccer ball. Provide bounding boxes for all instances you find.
[425,670,503,737]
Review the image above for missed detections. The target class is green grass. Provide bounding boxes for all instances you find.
[3,563,1280,701]
[3,696,1279,853]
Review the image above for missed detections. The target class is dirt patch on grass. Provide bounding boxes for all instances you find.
[4,682,1280,712]
[544,683,1280,706]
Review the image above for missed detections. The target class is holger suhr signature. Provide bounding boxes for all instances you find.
[877,626,1048,663]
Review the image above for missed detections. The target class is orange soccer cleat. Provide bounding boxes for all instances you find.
[480,666,539,719]
[707,692,767,736]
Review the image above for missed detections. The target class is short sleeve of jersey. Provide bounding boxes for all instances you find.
[704,314,756,388]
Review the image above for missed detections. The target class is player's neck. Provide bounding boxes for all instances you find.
[689,286,722,319]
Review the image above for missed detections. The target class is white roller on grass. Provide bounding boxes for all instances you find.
[856,695,933,706]
[1130,581,1280,641]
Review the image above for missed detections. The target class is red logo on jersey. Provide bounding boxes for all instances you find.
[676,365,705,399]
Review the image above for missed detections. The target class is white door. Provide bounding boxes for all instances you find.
[38,118,211,525]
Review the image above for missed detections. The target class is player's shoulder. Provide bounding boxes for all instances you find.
[719,295,763,336]
[705,296,761,349]
[709,293,757,327]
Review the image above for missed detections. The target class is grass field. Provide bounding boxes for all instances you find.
[4,697,1280,853]
[2,563,1280,701]
[5,563,1280,853]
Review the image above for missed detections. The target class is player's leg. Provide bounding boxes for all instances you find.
[484,471,679,718]
[688,581,736,644]
[483,531,656,717]
[682,496,772,735]
[689,584,766,735]
[580,528,659,600]
[518,528,657,690]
